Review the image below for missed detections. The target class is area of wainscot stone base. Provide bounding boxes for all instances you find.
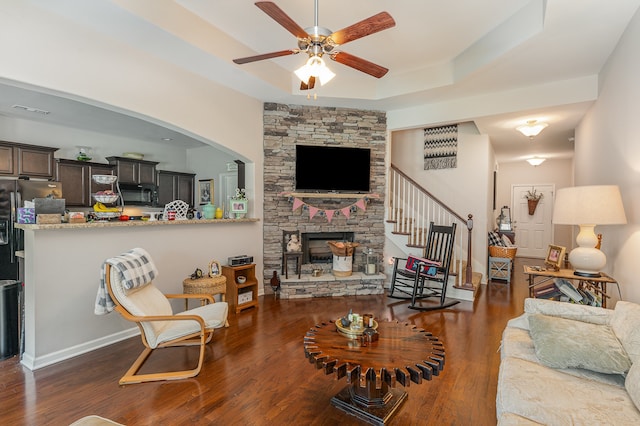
[279,272,386,299]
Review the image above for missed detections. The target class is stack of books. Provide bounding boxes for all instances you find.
[533,278,602,307]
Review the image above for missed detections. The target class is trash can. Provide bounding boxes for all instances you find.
[0,280,20,360]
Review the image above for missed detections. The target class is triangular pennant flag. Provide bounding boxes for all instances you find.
[309,206,319,219]
[292,198,304,211]
[325,210,335,222]
[355,198,367,211]
[341,207,351,219]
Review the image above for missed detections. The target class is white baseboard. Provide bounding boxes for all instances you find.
[21,327,140,371]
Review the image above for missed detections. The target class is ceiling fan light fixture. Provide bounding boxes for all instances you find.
[517,120,548,138]
[295,56,335,86]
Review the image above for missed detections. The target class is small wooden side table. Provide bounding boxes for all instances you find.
[182,275,227,310]
[489,257,512,284]
[523,266,621,308]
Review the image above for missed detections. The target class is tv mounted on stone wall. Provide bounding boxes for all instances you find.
[295,145,371,193]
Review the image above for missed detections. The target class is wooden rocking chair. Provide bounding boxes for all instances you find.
[389,222,459,311]
[103,248,228,385]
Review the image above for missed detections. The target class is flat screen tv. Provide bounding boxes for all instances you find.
[295,145,371,193]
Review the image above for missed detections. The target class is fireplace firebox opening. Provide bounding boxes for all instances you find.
[302,232,355,264]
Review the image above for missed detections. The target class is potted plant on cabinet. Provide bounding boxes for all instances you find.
[525,188,543,215]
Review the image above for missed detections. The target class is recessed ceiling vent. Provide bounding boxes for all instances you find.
[12,104,50,115]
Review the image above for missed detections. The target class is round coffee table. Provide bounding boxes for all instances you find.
[304,319,445,425]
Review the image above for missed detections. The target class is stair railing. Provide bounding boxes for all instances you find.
[388,164,474,289]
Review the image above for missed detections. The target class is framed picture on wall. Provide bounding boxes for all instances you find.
[198,179,214,205]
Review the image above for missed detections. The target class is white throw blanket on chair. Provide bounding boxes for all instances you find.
[94,247,159,315]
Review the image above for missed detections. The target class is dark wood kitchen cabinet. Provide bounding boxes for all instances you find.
[106,156,158,185]
[0,141,58,178]
[157,170,195,207]
[55,159,115,206]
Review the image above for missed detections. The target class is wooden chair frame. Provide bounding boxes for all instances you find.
[105,263,217,385]
[389,222,459,311]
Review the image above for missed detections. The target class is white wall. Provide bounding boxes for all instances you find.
[575,8,640,305]
[0,115,190,171]
[390,123,491,277]
[0,4,265,291]
[496,158,574,250]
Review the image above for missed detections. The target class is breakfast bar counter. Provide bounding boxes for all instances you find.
[16,217,259,230]
[17,217,262,371]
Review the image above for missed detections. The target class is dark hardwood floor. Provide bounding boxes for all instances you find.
[0,257,543,425]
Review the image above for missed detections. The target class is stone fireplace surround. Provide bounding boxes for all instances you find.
[262,103,387,298]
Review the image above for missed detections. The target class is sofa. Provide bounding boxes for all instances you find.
[497,298,640,425]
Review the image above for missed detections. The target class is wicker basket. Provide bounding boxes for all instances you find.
[489,246,517,259]
[182,276,227,295]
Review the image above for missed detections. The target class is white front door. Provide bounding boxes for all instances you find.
[511,184,554,258]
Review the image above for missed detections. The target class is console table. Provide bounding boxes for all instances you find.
[304,320,444,425]
[523,266,621,308]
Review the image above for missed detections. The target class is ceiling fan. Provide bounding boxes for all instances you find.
[233,1,396,90]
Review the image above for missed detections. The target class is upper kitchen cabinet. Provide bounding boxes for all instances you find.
[56,159,115,207]
[0,141,58,178]
[157,170,195,207]
[106,156,158,185]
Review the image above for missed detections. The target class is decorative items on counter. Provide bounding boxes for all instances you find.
[17,208,35,224]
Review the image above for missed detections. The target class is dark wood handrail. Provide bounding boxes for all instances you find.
[390,163,467,223]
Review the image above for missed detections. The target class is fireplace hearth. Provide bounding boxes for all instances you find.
[302,232,354,264]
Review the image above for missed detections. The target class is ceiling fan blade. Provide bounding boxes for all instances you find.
[300,76,316,91]
[327,12,395,46]
[233,49,298,64]
[331,52,389,78]
[255,2,309,39]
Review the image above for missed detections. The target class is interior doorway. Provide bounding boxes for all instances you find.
[511,184,554,258]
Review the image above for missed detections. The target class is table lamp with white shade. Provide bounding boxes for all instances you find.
[552,185,627,277]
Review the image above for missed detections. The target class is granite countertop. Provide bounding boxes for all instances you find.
[15,217,259,230]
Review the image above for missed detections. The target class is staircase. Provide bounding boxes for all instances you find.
[386,164,481,300]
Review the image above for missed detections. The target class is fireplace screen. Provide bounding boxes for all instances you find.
[301,232,355,264]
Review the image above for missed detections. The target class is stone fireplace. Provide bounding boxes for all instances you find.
[302,231,354,264]
[262,103,387,298]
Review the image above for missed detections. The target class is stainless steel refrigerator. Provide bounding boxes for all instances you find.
[0,179,63,280]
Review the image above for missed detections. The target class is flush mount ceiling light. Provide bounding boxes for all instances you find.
[294,55,335,86]
[526,157,546,166]
[517,120,548,138]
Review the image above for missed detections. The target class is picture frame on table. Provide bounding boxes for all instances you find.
[208,260,221,277]
[198,179,214,205]
[544,244,566,271]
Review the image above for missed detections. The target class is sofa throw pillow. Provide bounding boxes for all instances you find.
[529,313,632,375]
[488,231,505,247]
[611,301,640,364]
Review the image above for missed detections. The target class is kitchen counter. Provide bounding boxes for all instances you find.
[18,215,263,371]
[16,217,258,230]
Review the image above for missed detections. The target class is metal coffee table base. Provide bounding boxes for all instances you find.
[331,382,407,426]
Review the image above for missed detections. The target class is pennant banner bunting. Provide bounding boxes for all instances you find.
[325,210,335,222]
[292,198,304,211]
[281,194,375,222]
[308,206,319,219]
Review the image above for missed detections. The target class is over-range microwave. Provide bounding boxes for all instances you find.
[119,183,158,206]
